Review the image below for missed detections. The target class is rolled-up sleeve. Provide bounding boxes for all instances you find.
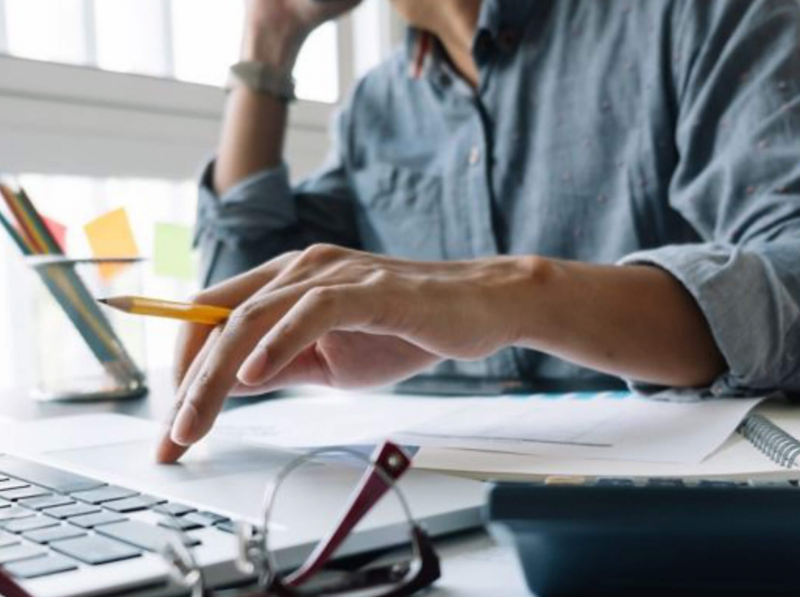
[622,0,800,395]
[195,104,361,287]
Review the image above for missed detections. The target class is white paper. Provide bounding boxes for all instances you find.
[395,393,765,463]
[413,405,800,481]
[213,391,459,448]
[215,389,765,465]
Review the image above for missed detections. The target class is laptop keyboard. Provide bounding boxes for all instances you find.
[0,454,233,581]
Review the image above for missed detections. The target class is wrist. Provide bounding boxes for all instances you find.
[241,21,306,70]
[495,255,559,348]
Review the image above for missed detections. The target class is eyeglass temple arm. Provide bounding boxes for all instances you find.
[0,568,36,597]
[286,441,412,587]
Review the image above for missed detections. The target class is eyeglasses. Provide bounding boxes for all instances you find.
[161,441,441,597]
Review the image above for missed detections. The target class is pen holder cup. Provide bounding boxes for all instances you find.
[25,256,147,402]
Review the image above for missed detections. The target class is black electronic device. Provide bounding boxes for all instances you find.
[487,478,800,596]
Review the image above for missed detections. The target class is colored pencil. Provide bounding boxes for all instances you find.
[16,188,142,381]
[0,184,144,386]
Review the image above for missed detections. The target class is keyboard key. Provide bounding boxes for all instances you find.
[0,530,21,548]
[646,478,685,487]
[19,494,75,511]
[544,476,587,486]
[0,486,51,501]
[0,456,105,493]
[0,506,36,522]
[152,502,196,517]
[215,520,236,534]
[596,478,636,487]
[24,525,87,545]
[71,486,138,505]
[748,480,795,488]
[3,516,60,534]
[104,495,166,513]
[51,535,142,565]
[157,517,203,532]
[0,479,30,492]
[182,511,230,527]
[69,511,127,529]
[698,480,741,488]
[5,553,78,579]
[97,520,201,552]
[44,503,102,520]
[0,543,46,564]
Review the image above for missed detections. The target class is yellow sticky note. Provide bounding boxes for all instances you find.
[84,208,139,280]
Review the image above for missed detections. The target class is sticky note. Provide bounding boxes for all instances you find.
[84,208,139,280]
[153,222,197,281]
[42,215,67,253]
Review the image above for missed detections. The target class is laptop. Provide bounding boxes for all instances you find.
[0,413,486,597]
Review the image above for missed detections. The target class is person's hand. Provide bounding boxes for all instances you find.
[157,245,536,463]
[242,0,362,67]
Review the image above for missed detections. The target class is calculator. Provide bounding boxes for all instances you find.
[486,477,800,596]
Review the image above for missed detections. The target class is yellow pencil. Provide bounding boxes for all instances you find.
[98,296,232,326]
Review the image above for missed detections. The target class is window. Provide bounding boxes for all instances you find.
[2,0,339,102]
[5,0,89,65]
[0,0,402,391]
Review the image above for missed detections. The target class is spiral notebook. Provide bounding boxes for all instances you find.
[414,401,800,481]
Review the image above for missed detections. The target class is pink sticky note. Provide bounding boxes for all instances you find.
[42,216,67,253]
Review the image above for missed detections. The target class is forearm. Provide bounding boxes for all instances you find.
[507,257,726,387]
[213,20,304,195]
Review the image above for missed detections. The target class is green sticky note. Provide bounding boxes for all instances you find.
[153,223,197,281]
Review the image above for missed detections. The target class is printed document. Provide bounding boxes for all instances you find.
[214,390,765,464]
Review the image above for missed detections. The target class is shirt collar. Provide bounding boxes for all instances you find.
[404,0,538,80]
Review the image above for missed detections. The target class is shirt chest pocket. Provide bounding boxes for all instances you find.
[353,164,446,261]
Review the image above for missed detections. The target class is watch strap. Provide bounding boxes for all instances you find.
[227,61,297,103]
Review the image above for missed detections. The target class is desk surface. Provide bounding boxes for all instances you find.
[0,370,532,597]
[0,369,270,423]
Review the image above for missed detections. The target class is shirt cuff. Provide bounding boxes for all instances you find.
[195,159,297,247]
[618,244,800,397]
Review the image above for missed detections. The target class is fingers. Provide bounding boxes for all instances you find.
[172,252,298,389]
[157,326,223,463]
[237,284,369,387]
[162,246,395,457]
[169,283,321,448]
[229,345,329,395]
[173,323,214,391]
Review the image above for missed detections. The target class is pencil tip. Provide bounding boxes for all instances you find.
[97,298,109,305]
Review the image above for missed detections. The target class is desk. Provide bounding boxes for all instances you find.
[0,371,532,597]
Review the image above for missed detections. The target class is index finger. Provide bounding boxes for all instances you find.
[169,283,313,447]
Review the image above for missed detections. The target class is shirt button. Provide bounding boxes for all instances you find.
[469,146,481,165]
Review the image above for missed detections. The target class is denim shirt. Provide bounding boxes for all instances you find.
[196,0,800,395]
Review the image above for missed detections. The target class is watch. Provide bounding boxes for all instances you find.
[227,61,297,103]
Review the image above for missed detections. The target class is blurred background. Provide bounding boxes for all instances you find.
[0,0,405,392]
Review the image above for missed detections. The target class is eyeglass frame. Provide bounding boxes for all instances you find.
[164,441,441,597]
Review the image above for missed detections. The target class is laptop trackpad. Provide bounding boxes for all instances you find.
[45,438,303,523]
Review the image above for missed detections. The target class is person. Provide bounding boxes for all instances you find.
[157,0,800,463]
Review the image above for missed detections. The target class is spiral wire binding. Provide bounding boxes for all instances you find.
[739,414,800,469]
